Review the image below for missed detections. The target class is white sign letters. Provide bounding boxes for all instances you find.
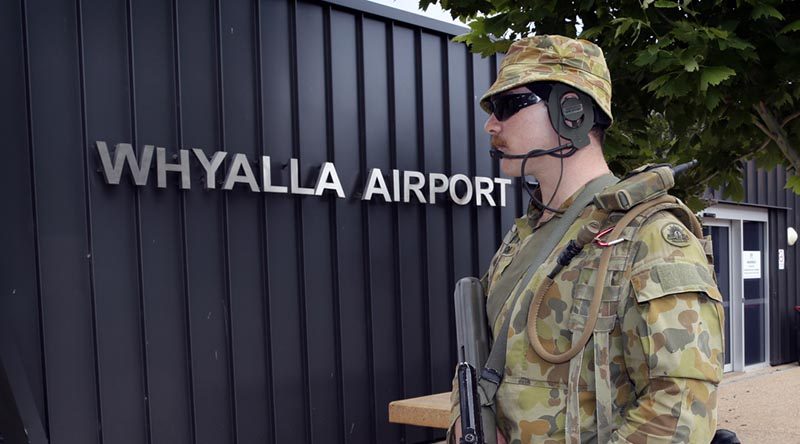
[96,141,512,207]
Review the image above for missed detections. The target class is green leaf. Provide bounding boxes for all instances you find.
[685,195,707,212]
[633,49,659,67]
[779,20,800,34]
[720,20,740,32]
[467,17,486,34]
[786,175,800,194]
[751,4,784,21]
[775,91,794,107]
[660,75,693,98]
[754,142,784,170]
[705,89,723,111]
[454,29,500,56]
[654,37,674,49]
[708,28,730,39]
[654,0,679,7]
[725,176,745,201]
[720,36,756,51]
[471,37,499,56]
[643,74,673,92]
[418,0,435,11]
[483,14,510,34]
[651,55,677,72]
[700,66,736,91]
[683,59,699,72]
[579,25,605,40]
[672,22,700,43]
[433,0,800,200]
[612,17,635,40]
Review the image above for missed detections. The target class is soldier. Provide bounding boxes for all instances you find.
[449,35,725,443]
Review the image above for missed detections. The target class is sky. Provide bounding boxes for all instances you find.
[365,0,469,28]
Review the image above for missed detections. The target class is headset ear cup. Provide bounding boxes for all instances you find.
[561,97,585,127]
[547,83,595,149]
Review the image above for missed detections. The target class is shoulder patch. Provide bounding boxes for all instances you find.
[661,222,691,247]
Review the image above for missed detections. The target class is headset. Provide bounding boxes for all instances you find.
[489,82,607,213]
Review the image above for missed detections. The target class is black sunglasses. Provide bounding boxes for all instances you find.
[486,92,544,121]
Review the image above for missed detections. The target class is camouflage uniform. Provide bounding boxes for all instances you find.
[449,36,725,444]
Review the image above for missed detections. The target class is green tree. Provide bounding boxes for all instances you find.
[422,0,800,207]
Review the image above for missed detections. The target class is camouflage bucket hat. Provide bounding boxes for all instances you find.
[480,35,613,123]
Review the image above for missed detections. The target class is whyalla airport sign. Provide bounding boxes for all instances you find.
[95,141,513,207]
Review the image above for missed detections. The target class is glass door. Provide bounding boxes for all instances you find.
[703,204,770,372]
[743,221,767,367]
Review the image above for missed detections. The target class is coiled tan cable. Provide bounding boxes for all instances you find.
[527,195,677,364]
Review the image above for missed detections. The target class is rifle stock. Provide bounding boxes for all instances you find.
[454,278,490,369]
[457,356,483,443]
[454,277,497,444]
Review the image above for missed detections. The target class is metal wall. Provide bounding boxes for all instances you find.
[2,0,798,443]
[737,163,800,365]
[0,0,520,443]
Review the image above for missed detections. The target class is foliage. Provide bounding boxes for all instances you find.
[421,0,800,207]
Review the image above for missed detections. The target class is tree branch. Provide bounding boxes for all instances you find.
[752,117,773,140]
[697,146,759,190]
[693,135,779,202]
[753,101,800,171]
[698,107,800,193]
[783,111,800,127]
[654,9,677,27]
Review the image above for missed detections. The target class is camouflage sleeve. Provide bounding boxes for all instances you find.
[447,372,460,443]
[611,212,725,444]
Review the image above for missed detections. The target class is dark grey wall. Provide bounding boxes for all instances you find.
[737,164,799,366]
[0,0,519,443]
[2,1,798,444]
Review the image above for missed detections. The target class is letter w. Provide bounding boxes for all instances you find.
[96,141,154,186]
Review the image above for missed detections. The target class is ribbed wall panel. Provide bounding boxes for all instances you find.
[1,1,513,442]
[2,1,797,444]
[723,162,799,367]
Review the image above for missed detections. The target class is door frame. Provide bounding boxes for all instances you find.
[703,219,734,373]
[702,203,770,372]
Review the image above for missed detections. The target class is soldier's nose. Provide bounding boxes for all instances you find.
[485,114,500,135]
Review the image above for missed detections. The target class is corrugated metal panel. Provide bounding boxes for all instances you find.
[737,162,799,366]
[5,0,797,442]
[0,0,519,442]
[0,0,48,435]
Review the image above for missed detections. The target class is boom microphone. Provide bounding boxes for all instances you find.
[488,148,530,160]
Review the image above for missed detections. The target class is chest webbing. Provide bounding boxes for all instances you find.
[475,174,619,417]
[557,196,705,444]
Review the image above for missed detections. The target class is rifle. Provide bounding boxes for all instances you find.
[454,277,496,444]
[456,348,483,443]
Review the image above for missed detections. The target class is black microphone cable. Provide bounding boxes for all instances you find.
[488,142,576,161]
[518,144,567,215]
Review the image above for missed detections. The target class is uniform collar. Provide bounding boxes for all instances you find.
[514,173,615,239]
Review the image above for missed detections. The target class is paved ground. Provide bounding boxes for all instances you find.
[717,363,800,443]
[430,364,800,443]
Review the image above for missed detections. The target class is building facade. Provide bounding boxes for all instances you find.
[1,0,797,443]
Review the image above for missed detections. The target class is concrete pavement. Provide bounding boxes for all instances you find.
[717,363,800,443]
[419,364,800,443]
